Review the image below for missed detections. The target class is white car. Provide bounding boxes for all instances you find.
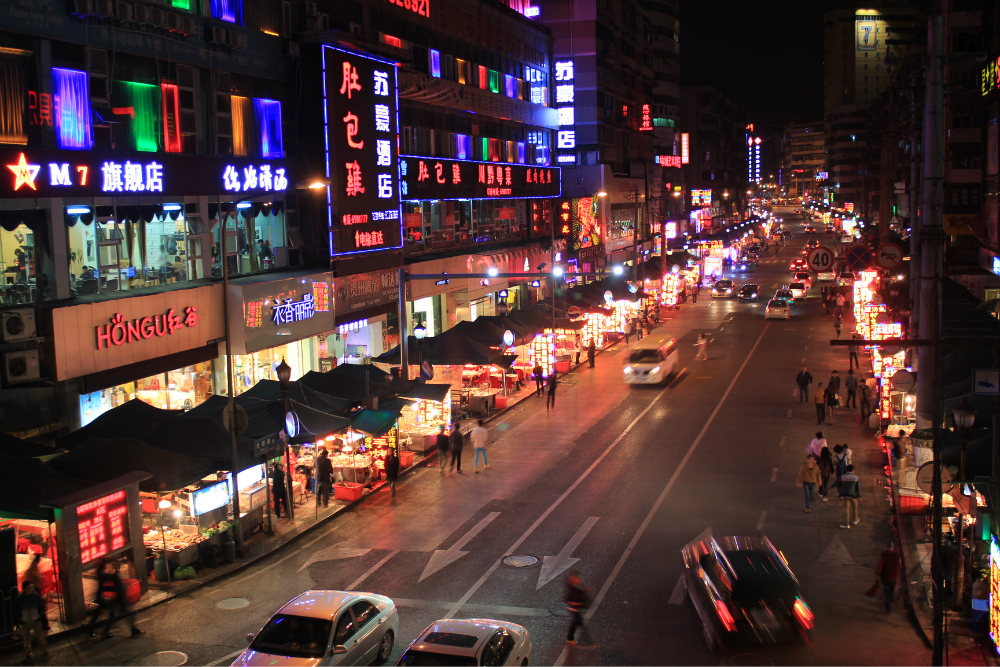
[837,271,857,287]
[235,591,399,666]
[816,269,836,282]
[788,282,808,300]
[396,619,532,666]
[765,299,791,320]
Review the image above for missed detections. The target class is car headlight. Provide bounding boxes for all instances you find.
[624,366,633,374]
[740,265,746,270]
[651,366,661,374]
[726,289,732,293]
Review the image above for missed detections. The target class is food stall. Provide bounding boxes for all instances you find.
[398,384,452,453]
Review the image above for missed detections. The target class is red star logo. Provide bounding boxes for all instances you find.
[7,153,40,191]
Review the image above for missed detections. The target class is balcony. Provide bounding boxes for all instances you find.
[404,225,527,255]
[949,168,982,184]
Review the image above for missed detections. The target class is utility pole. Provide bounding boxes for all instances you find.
[915,15,945,666]
[909,73,922,345]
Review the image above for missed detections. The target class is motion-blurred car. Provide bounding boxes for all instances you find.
[396,619,532,666]
[735,258,757,272]
[837,271,857,287]
[788,282,808,300]
[738,284,760,303]
[682,535,813,650]
[711,279,735,298]
[235,591,399,666]
[773,288,795,305]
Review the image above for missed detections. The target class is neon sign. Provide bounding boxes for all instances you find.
[77,489,130,564]
[691,189,712,206]
[990,536,1000,651]
[658,155,682,168]
[96,306,198,350]
[272,293,316,325]
[681,133,689,164]
[101,160,163,193]
[554,60,575,151]
[383,0,429,17]
[640,104,652,131]
[7,153,39,191]
[222,163,288,193]
[399,156,560,200]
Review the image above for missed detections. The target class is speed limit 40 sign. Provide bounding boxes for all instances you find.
[807,246,834,273]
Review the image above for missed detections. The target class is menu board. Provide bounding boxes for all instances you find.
[77,489,130,564]
[191,480,231,517]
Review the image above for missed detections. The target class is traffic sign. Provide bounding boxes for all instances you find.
[875,242,904,270]
[845,245,872,272]
[973,369,1000,395]
[807,246,834,273]
[890,370,915,393]
[916,461,953,495]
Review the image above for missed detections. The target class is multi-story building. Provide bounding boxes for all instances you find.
[779,122,828,200]
[827,104,869,210]
[679,85,746,233]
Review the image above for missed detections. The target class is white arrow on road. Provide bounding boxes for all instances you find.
[419,512,501,582]
[536,516,600,590]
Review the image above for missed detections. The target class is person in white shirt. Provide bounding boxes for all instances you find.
[471,419,489,473]
[807,431,828,458]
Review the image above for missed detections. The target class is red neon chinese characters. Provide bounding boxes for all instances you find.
[342,214,369,225]
[640,103,652,131]
[345,161,365,196]
[340,63,362,98]
[355,230,385,248]
[418,161,429,181]
[343,112,364,149]
[435,162,445,183]
[452,163,461,183]
[77,489,130,564]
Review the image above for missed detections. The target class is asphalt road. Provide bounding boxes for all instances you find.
[13,216,932,666]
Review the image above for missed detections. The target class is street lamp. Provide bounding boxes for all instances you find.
[276,358,294,521]
[413,324,427,382]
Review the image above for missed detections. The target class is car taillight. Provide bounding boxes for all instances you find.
[714,600,737,632]
[793,598,814,629]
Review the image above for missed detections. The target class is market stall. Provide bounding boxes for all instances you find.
[397,383,452,453]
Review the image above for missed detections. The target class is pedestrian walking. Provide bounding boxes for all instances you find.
[314,448,333,508]
[828,370,841,398]
[817,447,834,501]
[813,382,826,424]
[807,431,827,459]
[635,318,643,341]
[796,454,822,512]
[850,333,861,369]
[565,571,595,647]
[436,424,449,474]
[859,378,872,422]
[546,371,558,410]
[624,320,633,345]
[471,419,489,472]
[837,464,861,528]
[692,287,698,303]
[874,541,901,611]
[533,361,545,396]
[824,382,838,424]
[272,463,287,518]
[384,449,400,497]
[835,292,846,317]
[844,369,858,409]
[449,424,464,473]
[17,582,48,659]
[821,285,829,304]
[694,333,709,361]
[587,339,596,368]
[832,444,848,482]
[574,333,582,365]
[796,365,813,403]
[86,558,142,639]
[834,314,843,339]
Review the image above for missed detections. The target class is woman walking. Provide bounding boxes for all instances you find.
[694,333,709,361]
[825,382,838,425]
[817,447,834,501]
[796,455,822,513]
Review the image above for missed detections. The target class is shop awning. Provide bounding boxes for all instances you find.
[549,319,585,331]
[0,454,92,521]
[398,383,452,403]
[374,336,505,366]
[239,379,352,412]
[139,409,263,473]
[0,432,63,459]
[325,364,391,385]
[473,315,541,344]
[298,371,380,403]
[184,396,352,444]
[504,304,553,329]
[47,437,217,493]
[57,399,179,450]
[349,409,399,437]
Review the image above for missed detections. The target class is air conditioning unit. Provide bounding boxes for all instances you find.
[283,40,300,58]
[93,0,114,17]
[150,7,167,26]
[134,3,151,23]
[68,0,95,16]
[4,350,40,385]
[180,16,196,35]
[304,1,317,16]
[208,26,228,44]
[227,30,243,49]
[168,12,184,32]
[1,309,36,343]
[115,0,132,20]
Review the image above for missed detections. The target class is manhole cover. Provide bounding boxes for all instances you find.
[729,654,773,666]
[503,555,538,568]
[142,651,188,666]
[216,597,251,609]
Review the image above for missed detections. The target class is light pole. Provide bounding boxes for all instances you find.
[953,396,975,610]
[413,323,426,382]
[276,358,294,521]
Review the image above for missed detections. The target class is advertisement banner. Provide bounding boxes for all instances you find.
[335,267,400,315]
[230,272,335,354]
[399,156,560,201]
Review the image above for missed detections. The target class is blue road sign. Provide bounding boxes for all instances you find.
[845,245,872,272]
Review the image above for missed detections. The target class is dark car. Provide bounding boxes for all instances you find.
[682,536,813,651]
[735,258,757,272]
[738,284,760,302]
[711,279,735,298]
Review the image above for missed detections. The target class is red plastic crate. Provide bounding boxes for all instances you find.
[899,494,928,515]
[399,451,414,468]
[334,482,364,502]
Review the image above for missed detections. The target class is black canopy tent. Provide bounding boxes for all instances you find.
[0,431,62,459]
[47,437,216,493]
[398,383,452,403]
[471,315,540,345]
[298,371,380,403]
[57,399,179,450]
[349,409,401,438]
[239,379,351,412]
[184,395,353,445]
[374,335,505,366]
[138,409,263,473]
[0,454,93,521]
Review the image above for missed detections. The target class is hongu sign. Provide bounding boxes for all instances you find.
[96,307,198,350]
[399,156,561,201]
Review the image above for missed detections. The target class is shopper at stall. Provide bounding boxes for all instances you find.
[471,419,489,473]
[449,423,464,474]
[546,370,558,410]
[315,449,333,508]
[385,450,400,498]
[587,339,596,369]
[86,558,141,639]
[272,463,288,519]
[17,581,48,659]
[533,361,545,397]
[436,424,450,475]
[796,455,822,513]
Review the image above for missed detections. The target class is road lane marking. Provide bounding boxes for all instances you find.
[804,345,808,350]
[420,512,501,581]
[206,649,245,666]
[780,436,786,448]
[537,516,600,589]
[442,378,675,620]
[393,598,548,617]
[770,468,779,482]
[553,323,770,666]
[756,512,767,531]
[787,409,792,418]
[347,550,400,590]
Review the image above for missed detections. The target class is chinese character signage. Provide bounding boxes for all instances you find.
[323,45,402,257]
[640,104,652,131]
[76,490,130,564]
[0,147,288,198]
[399,156,560,201]
[554,60,575,153]
[681,133,689,164]
[691,189,712,207]
[96,305,199,350]
[658,155,682,168]
[982,56,1000,97]
[990,536,1000,652]
[229,272,335,354]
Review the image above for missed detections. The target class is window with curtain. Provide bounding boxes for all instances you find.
[211,0,241,23]
[253,98,283,158]
[53,68,93,150]
[0,52,29,146]
[231,95,254,157]
[113,81,161,152]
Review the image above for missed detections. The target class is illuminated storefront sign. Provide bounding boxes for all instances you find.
[691,189,712,207]
[754,137,761,183]
[96,306,198,350]
[230,273,335,355]
[0,147,289,197]
[681,133,689,164]
[399,156,560,200]
[323,44,402,256]
[640,104,652,131]
[554,60,575,151]
[77,489,130,564]
[665,221,677,238]
[658,155,682,168]
[383,0,430,18]
[982,56,999,96]
[990,536,1000,651]
[272,293,316,325]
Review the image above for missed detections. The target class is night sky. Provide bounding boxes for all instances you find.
[679,0,847,131]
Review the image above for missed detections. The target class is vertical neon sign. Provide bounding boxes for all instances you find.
[53,68,93,150]
[161,83,182,153]
[681,133,689,164]
[554,60,575,155]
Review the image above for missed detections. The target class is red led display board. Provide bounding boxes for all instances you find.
[76,489,130,564]
[399,156,561,201]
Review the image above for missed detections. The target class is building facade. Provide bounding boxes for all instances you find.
[779,122,828,200]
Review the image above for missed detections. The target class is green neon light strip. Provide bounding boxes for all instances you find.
[169,0,191,9]
[488,70,500,94]
[116,81,161,152]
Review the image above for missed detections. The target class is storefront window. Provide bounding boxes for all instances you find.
[211,204,285,277]
[411,296,440,336]
[329,318,385,366]
[78,362,216,425]
[220,336,325,396]
[0,223,37,304]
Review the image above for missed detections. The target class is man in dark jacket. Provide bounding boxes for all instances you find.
[449,423,464,473]
[385,450,400,498]
[838,465,861,528]
[533,362,544,396]
[796,366,813,403]
[875,541,901,611]
[436,424,450,475]
[314,449,333,508]
[273,463,287,518]
[844,369,859,409]
[587,339,596,368]
[86,558,141,639]
[17,581,48,658]
[564,571,594,647]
